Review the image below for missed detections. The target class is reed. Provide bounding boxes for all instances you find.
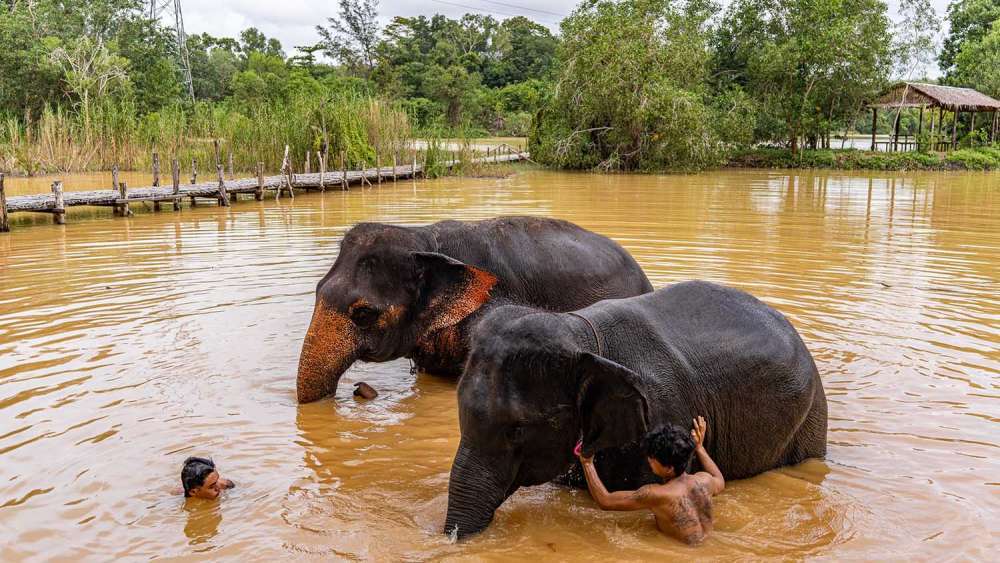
[0,93,415,176]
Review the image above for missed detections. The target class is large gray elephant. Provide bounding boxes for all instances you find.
[296,217,653,403]
[444,280,828,538]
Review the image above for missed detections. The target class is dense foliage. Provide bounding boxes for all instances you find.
[0,0,996,174]
[530,0,753,171]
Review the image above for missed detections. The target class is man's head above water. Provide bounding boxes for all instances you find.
[181,457,234,499]
[641,424,696,480]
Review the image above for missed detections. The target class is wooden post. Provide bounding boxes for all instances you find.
[152,150,161,211]
[892,110,901,152]
[392,153,397,182]
[171,159,181,211]
[0,173,8,233]
[319,152,326,191]
[340,151,348,191]
[970,112,977,146]
[191,158,198,184]
[412,153,417,179]
[422,151,428,179]
[305,151,311,175]
[52,181,65,225]
[217,165,230,206]
[376,150,382,186]
[152,151,161,187]
[952,110,959,149]
[917,106,924,150]
[284,151,295,200]
[213,139,221,169]
[118,181,132,217]
[228,151,235,179]
[361,158,371,187]
[256,162,264,201]
[280,145,290,199]
[112,165,123,216]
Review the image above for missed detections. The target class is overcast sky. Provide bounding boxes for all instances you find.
[181,0,953,56]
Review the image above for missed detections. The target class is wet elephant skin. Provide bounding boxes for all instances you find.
[296,216,653,403]
[445,281,828,538]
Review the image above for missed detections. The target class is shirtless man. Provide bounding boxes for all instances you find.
[577,416,725,544]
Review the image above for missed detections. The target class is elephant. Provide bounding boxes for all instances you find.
[444,280,828,538]
[296,216,653,403]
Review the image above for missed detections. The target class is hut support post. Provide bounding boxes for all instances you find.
[892,110,901,152]
[870,108,878,151]
[0,174,8,232]
[971,112,977,146]
[52,181,65,224]
[952,110,959,149]
[917,106,924,149]
[171,159,181,211]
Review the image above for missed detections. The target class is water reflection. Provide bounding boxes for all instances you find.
[183,500,223,546]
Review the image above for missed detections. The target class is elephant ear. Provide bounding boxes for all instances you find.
[413,252,498,335]
[576,352,650,457]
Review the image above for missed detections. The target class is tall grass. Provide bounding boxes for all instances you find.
[0,93,415,176]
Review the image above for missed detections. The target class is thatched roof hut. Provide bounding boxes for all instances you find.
[866,82,999,151]
[870,82,1000,112]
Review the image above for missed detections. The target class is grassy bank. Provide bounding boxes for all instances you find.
[1,94,412,177]
[729,146,1000,171]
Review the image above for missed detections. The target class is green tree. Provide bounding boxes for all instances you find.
[49,36,131,135]
[531,0,734,171]
[953,19,1000,96]
[717,0,891,151]
[317,0,381,78]
[485,16,557,87]
[940,0,1000,79]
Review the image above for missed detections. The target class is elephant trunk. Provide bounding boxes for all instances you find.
[296,303,358,403]
[444,443,513,539]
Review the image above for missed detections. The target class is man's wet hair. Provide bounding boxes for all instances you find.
[641,424,695,476]
[181,457,216,497]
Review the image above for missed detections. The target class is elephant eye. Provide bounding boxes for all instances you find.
[350,305,380,327]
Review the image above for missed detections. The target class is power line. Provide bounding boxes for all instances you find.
[428,0,561,25]
[478,0,566,18]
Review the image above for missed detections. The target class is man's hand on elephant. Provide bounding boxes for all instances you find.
[575,440,595,464]
[691,416,707,448]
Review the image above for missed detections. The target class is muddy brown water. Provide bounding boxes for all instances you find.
[1,169,997,560]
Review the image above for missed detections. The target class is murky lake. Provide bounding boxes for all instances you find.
[1,168,997,560]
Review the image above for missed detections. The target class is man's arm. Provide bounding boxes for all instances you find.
[691,416,725,495]
[578,455,657,511]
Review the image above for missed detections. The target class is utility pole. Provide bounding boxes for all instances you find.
[148,0,196,103]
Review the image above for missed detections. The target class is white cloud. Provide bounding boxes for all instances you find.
[179,0,951,58]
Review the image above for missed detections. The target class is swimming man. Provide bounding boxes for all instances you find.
[577,416,725,544]
[181,457,235,500]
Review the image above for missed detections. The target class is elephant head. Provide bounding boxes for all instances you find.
[443,310,650,538]
[296,224,497,403]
